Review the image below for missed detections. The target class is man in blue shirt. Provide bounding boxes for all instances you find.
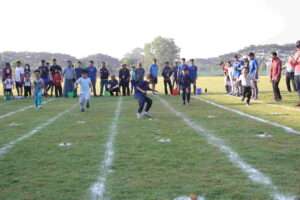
[134,74,157,119]
[135,62,145,82]
[99,62,110,96]
[189,59,198,95]
[149,58,159,91]
[87,60,97,96]
[248,52,259,99]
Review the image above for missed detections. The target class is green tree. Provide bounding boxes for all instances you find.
[144,36,180,68]
[121,48,144,65]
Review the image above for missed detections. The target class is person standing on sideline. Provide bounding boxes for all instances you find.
[130,65,137,94]
[290,40,300,106]
[33,70,44,110]
[232,54,243,96]
[135,62,145,82]
[149,58,159,91]
[172,61,180,88]
[99,62,110,96]
[119,64,130,96]
[181,68,192,105]
[53,69,63,97]
[87,60,97,96]
[248,52,259,100]
[2,62,13,95]
[49,58,62,96]
[74,61,84,97]
[63,60,76,97]
[270,52,282,102]
[15,61,25,96]
[162,61,173,95]
[286,56,297,92]
[189,59,198,95]
[38,60,50,97]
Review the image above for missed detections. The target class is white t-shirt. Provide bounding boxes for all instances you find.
[15,67,25,82]
[4,79,13,89]
[239,74,251,87]
[76,77,92,96]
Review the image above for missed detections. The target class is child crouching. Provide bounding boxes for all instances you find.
[75,69,92,112]
[134,74,157,119]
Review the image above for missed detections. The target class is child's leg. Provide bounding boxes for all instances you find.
[246,87,252,104]
[79,94,85,110]
[144,96,153,112]
[187,88,191,103]
[137,96,145,113]
[182,88,186,104]
[38,92,43,107]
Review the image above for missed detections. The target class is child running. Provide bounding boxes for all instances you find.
[135,74,157,119]
[240,67,252,106]
[33,70,44,110]
[75,69,92,112]
[180,68,192,105]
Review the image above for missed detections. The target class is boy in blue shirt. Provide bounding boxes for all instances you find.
[189,59,198,95]
[87,60,97,96]
[75,69,92,112]
[33,70,44,110]
[248,52,259,99]
[181,68,192,105]
[135,74,158,119]
[149,58,159,91]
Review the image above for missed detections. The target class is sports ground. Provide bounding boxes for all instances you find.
[0,76,300,200]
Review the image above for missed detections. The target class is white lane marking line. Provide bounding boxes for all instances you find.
[0,99,54,120]
[90,97,122,200]
[193,97,300,135]
[158,96,296,200]
[0,103,76,158]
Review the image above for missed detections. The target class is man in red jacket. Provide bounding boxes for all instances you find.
[270,52,282,101]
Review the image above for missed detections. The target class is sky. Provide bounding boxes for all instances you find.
[0,0,298,59]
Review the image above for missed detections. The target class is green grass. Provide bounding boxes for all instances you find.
[0,76,300,200]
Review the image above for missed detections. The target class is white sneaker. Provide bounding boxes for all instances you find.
[136,113,143,119]
[143,112,153,118]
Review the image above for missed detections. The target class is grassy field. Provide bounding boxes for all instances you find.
[0,76,300,200]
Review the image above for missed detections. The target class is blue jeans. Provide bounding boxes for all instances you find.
[135,94,152,113]
[34,91,43,108]
[100,79,109,96]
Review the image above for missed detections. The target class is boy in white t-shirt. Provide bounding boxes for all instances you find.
[75,69,92,112]
[4,75,14,99]
[239,67,252,106]
[15,61,25,96]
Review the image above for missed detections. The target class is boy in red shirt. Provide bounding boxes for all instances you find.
[53,69,63,97]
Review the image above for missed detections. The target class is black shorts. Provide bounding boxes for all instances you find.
[15,82,23,88]
[151,77,158,84]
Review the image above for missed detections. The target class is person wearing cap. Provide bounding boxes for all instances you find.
[248,52,259,100]
[270,52,282,102]
[15,60,25,96]
[161,61,173,95]
[290,40,300,106]
[189,59,198,95]
[119,64,130,96]
[149,58,159,91]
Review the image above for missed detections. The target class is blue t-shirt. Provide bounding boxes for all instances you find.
[249,59,259,79]
[135,80,150,98]
[34,79,43,93]
[149,64,159,78]
[181,74,192,88]
[189,65,198,80]
[87,66,97,82]
[232,60,243,78]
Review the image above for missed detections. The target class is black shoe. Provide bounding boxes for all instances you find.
[81,108,85,112]
[86,102,90,109]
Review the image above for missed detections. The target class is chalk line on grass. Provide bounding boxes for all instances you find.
[90,97,122,200]
[0,103,76,158]
[194,97,300,135]
[0,99,54,120]
[158,96,296,200]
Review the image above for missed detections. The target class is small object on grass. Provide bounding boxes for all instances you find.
[158,138,171,144]
[174,195,205,200]
[77,120,86,124]
[58,142,72,147]
[207,115,216,119]
[256,132,272,138]
[9,122,21,127]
